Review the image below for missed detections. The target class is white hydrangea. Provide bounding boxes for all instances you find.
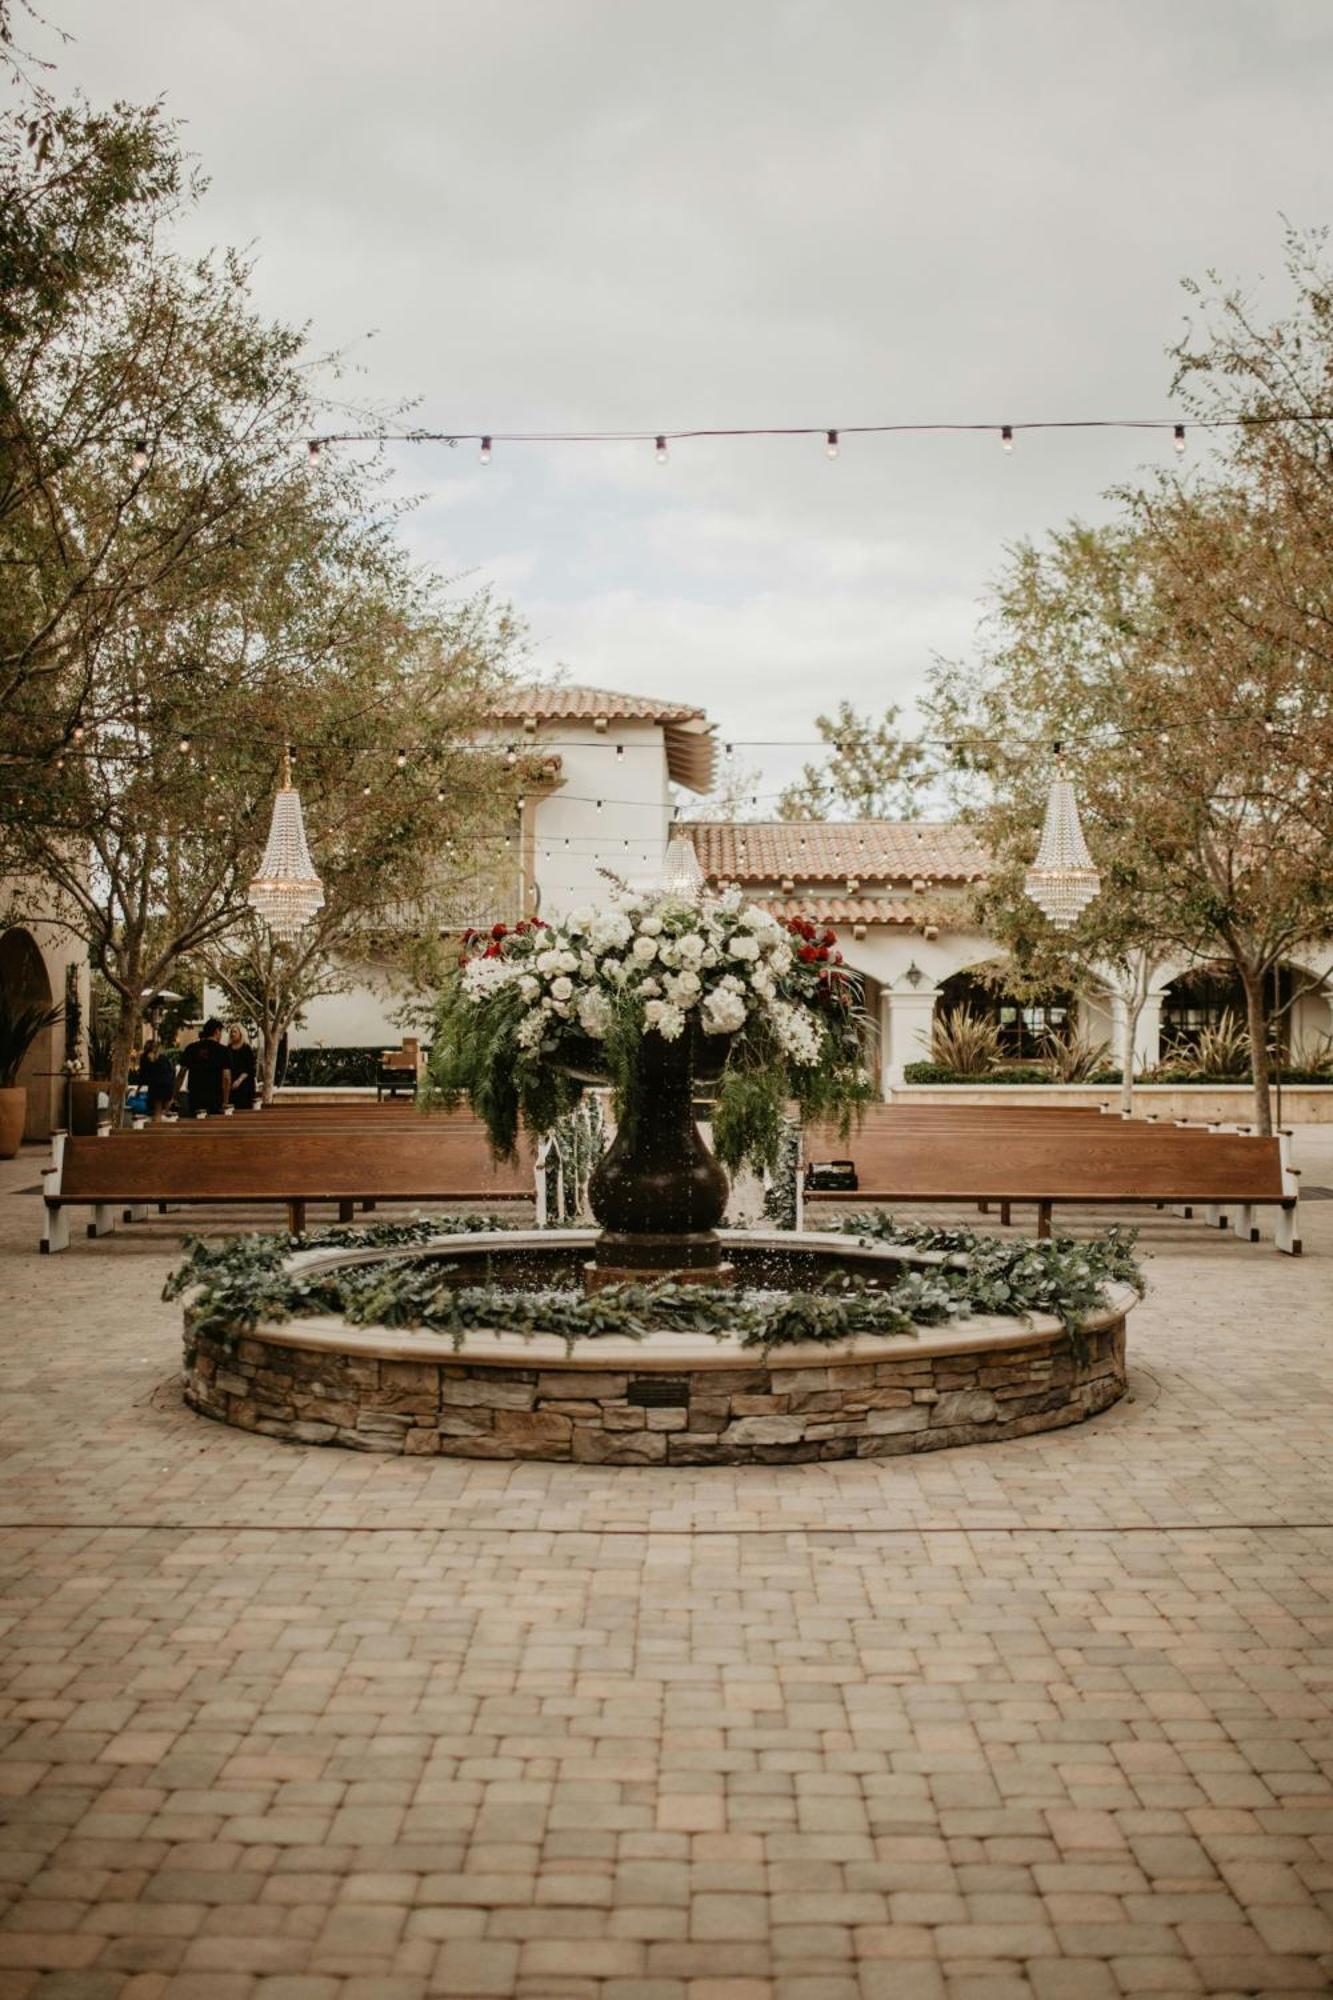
[700,987,747,1035]
[769,943,793,974]
[602,957,628,985]
[462,956,520,999]
[728,934,760,962]
[577,989,612,1040]
[656,1002,686,1040]
[589,910,633,952]
[518,974,539,1000]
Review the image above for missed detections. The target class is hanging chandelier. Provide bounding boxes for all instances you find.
[660,829,706,899]
[247,748,325,940]
[1024,756,1100,929]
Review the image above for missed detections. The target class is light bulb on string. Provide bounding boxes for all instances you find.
[1001,425,1014,454]
[178,733,193,757]
[307,439,321,464]
[505,745,517,766]
[479,436,492,464]
[595,799,603,812]
[1173,424,1186,455]
[826,430,839,459]
[395,748,407,771]
[72,721,85,745]
[132,438,149,474]
[654,435,668,464]
[615,743,624,760]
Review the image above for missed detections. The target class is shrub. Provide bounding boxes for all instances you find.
[281,1046,386,1088]
[1040,1024,1114,1083]
[901,1062,1120,1086]
[928,1006,1003,1076]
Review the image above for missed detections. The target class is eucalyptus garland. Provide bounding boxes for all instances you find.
[166,1216,1141,1357]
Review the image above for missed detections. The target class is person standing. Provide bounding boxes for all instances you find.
[176,1019,232,1118]
[136,1037,177,1123]
[226,1025,257,1110]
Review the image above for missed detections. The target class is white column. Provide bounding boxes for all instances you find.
[882,988,937,1092]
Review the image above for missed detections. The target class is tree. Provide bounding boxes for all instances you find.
[928,494,1333,1134]
[0,97,526,1111]
[777,701,930,821]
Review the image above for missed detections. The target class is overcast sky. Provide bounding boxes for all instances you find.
[41,0,1333,803]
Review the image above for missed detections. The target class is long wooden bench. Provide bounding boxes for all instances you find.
[801,1124,1300,1252]
[40,1127,537,1252]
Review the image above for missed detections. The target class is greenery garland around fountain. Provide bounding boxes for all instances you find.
[165,1214,1143,1358]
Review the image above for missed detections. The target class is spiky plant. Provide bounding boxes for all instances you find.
[1040,1023,1114,1082]
[928,1006,1004,1077]
[0,996,64,1089]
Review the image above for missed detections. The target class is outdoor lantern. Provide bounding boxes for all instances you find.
[1024,758,1101,930]
[247,748,325,940]
[661,831,705,899]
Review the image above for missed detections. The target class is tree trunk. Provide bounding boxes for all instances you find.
[260,1032,281,1105]
[1240,965,1273,1136]
[108,996,143,1127]
[1118,994,1142,1118]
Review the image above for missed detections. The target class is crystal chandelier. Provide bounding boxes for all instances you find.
[660,829,705,899]
[1024,757,1100,930]
[247,748,325,940]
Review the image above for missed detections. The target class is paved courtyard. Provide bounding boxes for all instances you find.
[1,1139,1332,2000]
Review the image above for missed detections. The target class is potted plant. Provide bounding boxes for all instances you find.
[0,994,64,1157]
[425,886,873,1276]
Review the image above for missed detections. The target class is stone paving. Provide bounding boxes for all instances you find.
[1,1140,1332,1999]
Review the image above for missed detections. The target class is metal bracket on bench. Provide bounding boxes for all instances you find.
[40,1133,68,1254]
[1276,1134,1302,1255]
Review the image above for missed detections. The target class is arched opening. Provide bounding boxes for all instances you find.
[0,927,56,1141]
[1161,963,1298,1060]
[936,966,1073,1063]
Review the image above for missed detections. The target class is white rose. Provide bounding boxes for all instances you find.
[769,944,793,974]
[577,989,612,1039]
[639,977,661,997]
[728,934,760,961]
[643,999,666,1028]
[519,975,539,1000]
[656,1002,686,1041]
[550,976,574,1001]
[536,949,560,974]
[670,969,701,1000]
[701,988,747,1035]
[701,947,719,967]
[639,915,664,936]
[556,950,580,974]
[602,957,627,985]
[676,932,705,962]
[632,935,658,963]
[579,953,596,978]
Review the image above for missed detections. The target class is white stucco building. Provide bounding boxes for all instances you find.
[223,678,1333,1089]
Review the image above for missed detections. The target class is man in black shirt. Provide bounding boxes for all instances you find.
[177,1019,232,1117]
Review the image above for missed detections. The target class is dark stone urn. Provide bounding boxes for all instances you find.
[588,1030,729,1281]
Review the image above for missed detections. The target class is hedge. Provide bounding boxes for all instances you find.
[902,1062,1333,1088]
[282,1046,394,1089]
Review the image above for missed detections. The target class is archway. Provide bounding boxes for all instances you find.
[0,927,56,1141]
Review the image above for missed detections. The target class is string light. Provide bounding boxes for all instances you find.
[655,435,668,463]
[395,747,408,770]
[615,744,624,759]
[1173,423,1186,454]
[178,733,193,756]
[825,430,839,459]
[307,439,321,463]
[1001,425,1014,454]
[71,721,84,744]
[479,436,492,464]
[132,438,149,474]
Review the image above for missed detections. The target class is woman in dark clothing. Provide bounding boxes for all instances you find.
[227,1025,258,1109]
[136,1039,176,1123]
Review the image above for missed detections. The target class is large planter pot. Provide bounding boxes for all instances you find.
[0,1086,26,1159]
[587,1031,729,1273]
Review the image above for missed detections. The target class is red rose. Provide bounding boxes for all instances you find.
[798,944,819,963]
[491,922,507,940]
[822,928,836,946]
[483,941,501,958]
[831,949,843,964]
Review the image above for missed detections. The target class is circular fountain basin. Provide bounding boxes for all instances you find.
[182,1227,1133,1464]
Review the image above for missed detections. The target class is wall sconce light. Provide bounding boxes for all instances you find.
[904,960,924,988]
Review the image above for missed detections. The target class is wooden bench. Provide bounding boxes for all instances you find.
[801,1124,1300,1253]
[40,1127,537,1252]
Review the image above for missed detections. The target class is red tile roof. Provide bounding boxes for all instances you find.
[489,683,715,791]
[686,820,988,884]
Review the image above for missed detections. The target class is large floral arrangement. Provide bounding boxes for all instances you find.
[424,886,873,1171]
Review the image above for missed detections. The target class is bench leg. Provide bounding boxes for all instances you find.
[360,1199,377,1213]
[977,1201,990,1214]
[998,1201,1011,1227]
[87,1203,115,1239]
[41,1204,69,1254]
[1036,1201,1052,1240]
[287,1200,306,1237]
[338,1199,355,1224]
[1275,1206,1302,1256]
[1231,1203,1258,1244]
[123,1203,150,1224]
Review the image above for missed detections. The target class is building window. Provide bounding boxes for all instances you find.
[936,969,1073,1062]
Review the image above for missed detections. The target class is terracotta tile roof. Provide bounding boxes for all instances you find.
[686,820,989,884]
[759,896,925,928]
[490,683,714,792]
